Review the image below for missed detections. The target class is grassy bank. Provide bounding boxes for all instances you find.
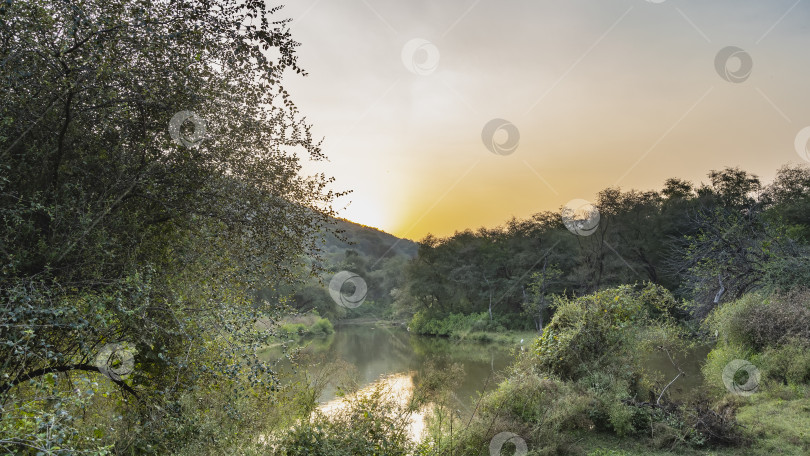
[408,311,539,345]
[334,317,407,327]
[444,327,538,345]
[266,312,335,338]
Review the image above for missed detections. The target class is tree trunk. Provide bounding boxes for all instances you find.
[488,289,493,322]
[713,274,726,304]
[538,260,547,333]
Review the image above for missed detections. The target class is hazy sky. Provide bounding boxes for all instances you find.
[281,0,810,240]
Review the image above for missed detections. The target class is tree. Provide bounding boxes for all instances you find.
[675,167,809,316]
[1,0,337,452]
[525,262,562,332]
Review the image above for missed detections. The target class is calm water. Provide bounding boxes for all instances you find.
[262,324,517,411]
[260,323,711,413]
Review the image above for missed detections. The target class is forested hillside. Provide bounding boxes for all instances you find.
[261,217,418,321]
[401,166,810,334]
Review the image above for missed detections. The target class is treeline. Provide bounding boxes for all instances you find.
[401,166,810,332]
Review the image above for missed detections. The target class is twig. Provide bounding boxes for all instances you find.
[656,345,685,406]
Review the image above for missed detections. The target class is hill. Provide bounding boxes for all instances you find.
[320,218,418,260]
[263,217,418,321]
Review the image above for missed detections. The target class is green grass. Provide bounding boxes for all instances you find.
[275,313,335,338]
[733,387,810,455]
[449,329,538,345]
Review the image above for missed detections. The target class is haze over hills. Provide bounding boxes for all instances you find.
[320,217,418,260]
[266,216,418,321]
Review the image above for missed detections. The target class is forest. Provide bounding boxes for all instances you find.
[401,166,810,334]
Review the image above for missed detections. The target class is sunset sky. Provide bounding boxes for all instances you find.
[282,0,810,240]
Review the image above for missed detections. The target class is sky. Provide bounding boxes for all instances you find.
[280,0,810,240]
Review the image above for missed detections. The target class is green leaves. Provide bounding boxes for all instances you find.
[1,0,339,452]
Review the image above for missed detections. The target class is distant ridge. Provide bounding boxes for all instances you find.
[320,217,418,260]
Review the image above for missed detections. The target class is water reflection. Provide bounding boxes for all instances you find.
[318,373,427,441]
[261,324,516,411]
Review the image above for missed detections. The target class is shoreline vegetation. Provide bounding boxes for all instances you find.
[274,286,810,455]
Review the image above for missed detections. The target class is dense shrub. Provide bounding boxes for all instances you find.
[274,380,416,456]
[279,315,335,337]
[758,340,810,387]
[428,370,593,455]
[703,289,810,394]
[409,311,532,337]
[705,290,810,351]
[310,317,335,336]
[409,312,488,336]
[534,283,685,382]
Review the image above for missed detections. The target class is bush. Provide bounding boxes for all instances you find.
[280,322,308,336]
[409,309,537,337]
[433,372,593,455]
[534,283,684,382]
[310,317,335,336]
[274,379,416,455]
[408,312,489,337]
[705,290,810,351]
[279,314,335,337]
[759,340,810,387]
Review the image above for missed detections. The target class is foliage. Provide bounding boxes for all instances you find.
[533,283,684,382]
[0,0,338,453]
[404,165,810,330]
[703,289,810,393]
[409,311,533,337]
[279,315,334,337]
[265,235,416,322]
[274,379,418,456]
[704,289,810,351]
[525,264,563,331]
[0,374,113,455]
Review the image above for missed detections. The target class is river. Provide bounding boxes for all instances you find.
[260,323,710,441]
[262,323,517,413]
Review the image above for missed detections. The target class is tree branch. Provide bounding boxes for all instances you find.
[0,363,139,400]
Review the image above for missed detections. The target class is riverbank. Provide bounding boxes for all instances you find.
[333,317,407,327]
[443,327,538,345]
[335,316,539,346]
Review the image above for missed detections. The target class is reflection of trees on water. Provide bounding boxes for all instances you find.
[273,326,515,408]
